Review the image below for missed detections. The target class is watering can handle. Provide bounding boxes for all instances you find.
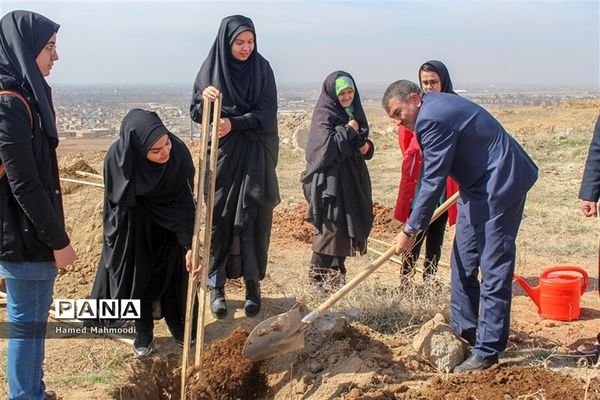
[540,266,589,294]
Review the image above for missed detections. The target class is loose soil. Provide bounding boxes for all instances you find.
[113,328,267,400]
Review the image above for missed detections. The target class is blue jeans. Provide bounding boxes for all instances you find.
[0,260,57,400]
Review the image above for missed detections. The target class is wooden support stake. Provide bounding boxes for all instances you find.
[75,170,103,180]
[194,93,221,365]
[181,93,222,399]
[59,177,104,188]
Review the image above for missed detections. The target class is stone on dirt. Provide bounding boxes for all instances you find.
[412,313,468,371]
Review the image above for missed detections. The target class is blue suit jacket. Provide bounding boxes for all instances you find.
[579,116,600,202]
[407,93,538,230]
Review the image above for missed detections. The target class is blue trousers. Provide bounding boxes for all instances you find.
[0,260,57,400]
[450,197,526,357]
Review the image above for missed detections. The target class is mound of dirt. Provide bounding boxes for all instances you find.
[400,365,600,400]
[113,328,267,400]
[113,353,181,400]
[264,321,431,399]
[185,328,268,399]
[272,203,313,245]
[59,157,99,177]
[371,202,401,240]
[263,319,600,399]
[271,202,401,246]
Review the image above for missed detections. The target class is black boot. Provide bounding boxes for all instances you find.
[210,286,227,319]
[133,326,154,357]
[244,280,261,317]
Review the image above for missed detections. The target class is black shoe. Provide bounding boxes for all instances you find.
[244,280,261,318]
[44,389,57,400]
[133,328,154,357]
[453,353,498,372]
[210,286,227,319]
[165,317,196,348]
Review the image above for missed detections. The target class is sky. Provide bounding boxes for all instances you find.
[1,0,599,89]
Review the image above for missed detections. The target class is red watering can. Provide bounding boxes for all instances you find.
[514,266,588,321]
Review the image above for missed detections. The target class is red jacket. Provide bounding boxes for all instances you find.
[394,126,458,225]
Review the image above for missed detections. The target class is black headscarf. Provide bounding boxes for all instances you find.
[103,108,195,246]
[303,70,369,178]
[190,14,278,162]
[0,10,59,138]
[92,109,195,306]
[105,108,172,206]
[419,60,457,95]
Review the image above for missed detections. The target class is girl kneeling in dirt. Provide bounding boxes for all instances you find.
[190,15,280,319]
[301,71,375,291]
[89,109,196,357]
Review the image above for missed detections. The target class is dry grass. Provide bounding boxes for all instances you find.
[270,239,452,336]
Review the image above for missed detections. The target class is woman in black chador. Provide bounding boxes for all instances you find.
[190,15,279,319]
[90,109,195,357]
[301,71,374,290]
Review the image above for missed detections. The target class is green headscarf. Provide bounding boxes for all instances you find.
[335,76,355,96]
[335,76,355,118]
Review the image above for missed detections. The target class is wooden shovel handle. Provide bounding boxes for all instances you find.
[304,191,460,323]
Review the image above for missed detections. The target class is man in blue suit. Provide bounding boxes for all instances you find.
[578,115,600,360]
[382,80,538,372]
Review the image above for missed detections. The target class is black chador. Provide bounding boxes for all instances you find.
[301,71,374,283]
[90,109,195,341]
[190,15,279,318]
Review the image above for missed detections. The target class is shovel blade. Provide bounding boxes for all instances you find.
[243,308,306,361]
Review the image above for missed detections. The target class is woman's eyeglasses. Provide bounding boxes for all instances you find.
[421,79,440,87]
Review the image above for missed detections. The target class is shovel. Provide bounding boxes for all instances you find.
[243,191,460,361]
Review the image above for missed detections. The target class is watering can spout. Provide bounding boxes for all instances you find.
[514,274,541,309]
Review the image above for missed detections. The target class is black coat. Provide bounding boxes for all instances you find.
[579,116,600,201]
[0,76,69,261]
[0,11,66,262]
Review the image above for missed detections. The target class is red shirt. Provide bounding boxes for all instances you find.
[394,125,458,225]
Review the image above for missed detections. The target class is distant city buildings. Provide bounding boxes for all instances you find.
[53,85,599,140]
